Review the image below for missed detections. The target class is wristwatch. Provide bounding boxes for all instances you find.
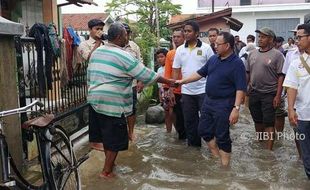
[233,105,240,111]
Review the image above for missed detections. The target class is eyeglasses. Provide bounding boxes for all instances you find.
[215,42,227,47]
[295,34,309,40]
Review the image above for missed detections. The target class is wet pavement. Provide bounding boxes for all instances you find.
[78,108,310,190]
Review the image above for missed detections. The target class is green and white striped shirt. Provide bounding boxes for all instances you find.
[87,42,159,117]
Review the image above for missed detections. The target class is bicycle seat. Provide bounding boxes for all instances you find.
[22,114,55,128]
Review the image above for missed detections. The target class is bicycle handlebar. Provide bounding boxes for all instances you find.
[0,100,44,117]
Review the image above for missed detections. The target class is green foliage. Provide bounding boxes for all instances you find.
[137,84,158,114]
[105,0,181,66]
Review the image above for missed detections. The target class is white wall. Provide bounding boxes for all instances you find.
[20,0,43,35]
[231,10,308,42]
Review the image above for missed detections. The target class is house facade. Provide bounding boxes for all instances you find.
[168,8,242,43]
[181,0,310,42]
[62,13,114,37]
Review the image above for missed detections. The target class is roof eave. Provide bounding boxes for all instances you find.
[167,8,233,29]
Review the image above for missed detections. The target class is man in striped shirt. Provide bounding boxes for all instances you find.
[87,22,175,178]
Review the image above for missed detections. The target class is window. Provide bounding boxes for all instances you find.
[240,0,251,5]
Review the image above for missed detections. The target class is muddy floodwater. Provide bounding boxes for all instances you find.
[79,107,310,190]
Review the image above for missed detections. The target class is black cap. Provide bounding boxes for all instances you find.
[122,23,131,33]
[275,36,284,43]
[88,19,105,29]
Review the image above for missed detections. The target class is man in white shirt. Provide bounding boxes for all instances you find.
[283,23,310,179]
[78,19,105,151]
[172,21,214,147]
[123,23,144,141]
[78,19,105,62]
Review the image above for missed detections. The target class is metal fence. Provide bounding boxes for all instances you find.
[15,36,88,135]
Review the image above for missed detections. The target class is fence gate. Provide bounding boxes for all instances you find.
[15,36,89,159]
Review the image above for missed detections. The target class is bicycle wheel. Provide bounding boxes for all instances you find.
[49,126,81,190]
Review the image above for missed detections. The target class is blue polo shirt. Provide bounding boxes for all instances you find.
[197,53,247,99]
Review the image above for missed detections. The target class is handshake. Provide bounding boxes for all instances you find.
[166,79,186,87]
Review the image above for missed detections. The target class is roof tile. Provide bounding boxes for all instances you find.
[62,13,109,30]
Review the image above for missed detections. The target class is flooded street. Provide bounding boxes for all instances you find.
[79,107,310,190]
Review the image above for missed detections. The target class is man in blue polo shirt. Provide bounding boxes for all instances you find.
[177,31,247,166]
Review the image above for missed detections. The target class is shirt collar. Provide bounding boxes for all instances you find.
[106,42,123,49]
[89,36,105,44]
[89,36,96,44]
[124,42,131,49]
[302,52,310,61]
[184,39,202,48]
[217,52,236,62]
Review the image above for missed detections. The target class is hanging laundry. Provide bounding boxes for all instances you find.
[29,23,54,96]
[59,39,69,87]
[66,26,81,46]
[63,28,74,80]
[48,23,61,58]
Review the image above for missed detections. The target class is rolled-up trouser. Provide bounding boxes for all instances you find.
[198,96,234,153]
[181,93,205,147]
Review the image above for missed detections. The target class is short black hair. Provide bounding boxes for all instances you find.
[208,28,219,34]
[107,22,125,41]
[156,48,168,56]
[184,20,200,32]
[275,36,284,43]
[247,34,255,42]
[174,28,184,33]
[219,31,235,49]
[297,23,310,34]
[122,23,131,33]
[88,19,105,29]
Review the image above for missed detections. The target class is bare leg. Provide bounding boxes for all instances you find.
[127,114,136,141]
[275,116,285,133]
[265,127,275,150]
[165,108,173,133]
[219,150,231,167]
[207,138,220,158]
[100,149,118,178]
[255,123,265,142]
[294,131,302,160]
[255,123,264,133]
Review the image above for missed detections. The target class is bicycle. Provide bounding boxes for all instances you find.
[0,100,88,189]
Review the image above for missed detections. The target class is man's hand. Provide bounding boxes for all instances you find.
[273,95,281,108]
[168,79,178,88]
[229,108,239,125]
[288,108,298,127]
[136,81,144,93]
[175,79,184,85]
[95,30,104,40]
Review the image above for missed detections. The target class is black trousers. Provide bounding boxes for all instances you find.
[173,94,186,140]
[181,93,206,147]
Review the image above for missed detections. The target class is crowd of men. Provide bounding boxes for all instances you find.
[79,18,310,180]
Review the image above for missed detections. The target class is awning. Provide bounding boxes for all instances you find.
[58,0,98,7]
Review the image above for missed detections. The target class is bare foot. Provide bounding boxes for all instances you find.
[99,171,116,179]
[128,133,137,141]
[90,142,104,151]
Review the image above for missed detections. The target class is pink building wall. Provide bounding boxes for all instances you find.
[198,0,307,7]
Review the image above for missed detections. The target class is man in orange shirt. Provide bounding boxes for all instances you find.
[164,29,186,139]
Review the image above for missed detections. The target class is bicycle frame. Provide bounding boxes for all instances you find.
[0,101,56,189]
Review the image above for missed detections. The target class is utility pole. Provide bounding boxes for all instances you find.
[212,0,214,13]
[155,0,160,47]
